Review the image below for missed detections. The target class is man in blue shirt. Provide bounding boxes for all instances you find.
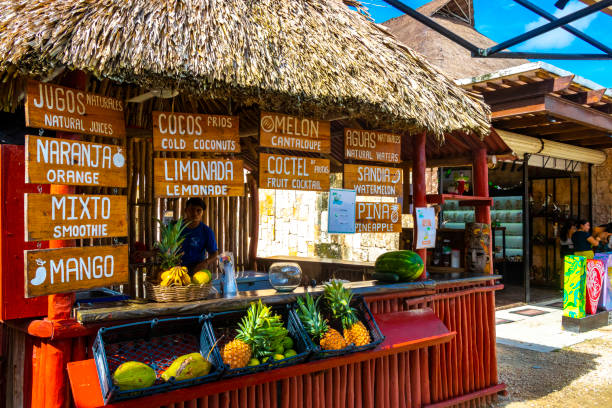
[181,197,218,273]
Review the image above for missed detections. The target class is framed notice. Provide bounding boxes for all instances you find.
[152,111,239,152]
[25,80,126,138]
[259,112,330,154]
[24,244,129,298]
[343,164,402,197]
[328,189,356,234]
[259,153,330,192]
[344,128,401,163]
[355,202,402,233]
[415,207,436,249]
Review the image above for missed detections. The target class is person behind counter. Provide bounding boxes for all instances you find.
[572,220,600,259]
[181,197,218,273]
[560,220,576,257]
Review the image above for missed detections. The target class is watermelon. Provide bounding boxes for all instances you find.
[375,250,424,282]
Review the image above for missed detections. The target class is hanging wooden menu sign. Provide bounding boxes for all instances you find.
[355,202,402,233]
[344,164,402,197]
[152,111,239,152]
[25,80,126,138]
[259,153,330,191]
[154,158,244,198]
[25,135,127,187]
[259,112,331,153]
[25,194,128,241]
[344,129,401,163]
[25,244,129,298]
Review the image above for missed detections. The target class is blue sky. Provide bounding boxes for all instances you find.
[365,0,612,87]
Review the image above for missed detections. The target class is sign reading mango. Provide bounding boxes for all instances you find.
[259,153,330,192]
[259,112,330,153]
[344,128,401,163]
[343,164,402,197]
[355,202,402,233]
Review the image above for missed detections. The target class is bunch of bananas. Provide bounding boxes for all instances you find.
[159,266,191,287]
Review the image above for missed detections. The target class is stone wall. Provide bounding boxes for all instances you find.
[591,148,612,226]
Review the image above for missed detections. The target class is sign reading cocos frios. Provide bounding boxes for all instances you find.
[25,80,126,138]
[259,153,330,192]
[25,135,127,187]
[152,111,239,152]
[343,164,402,197]
[355,202,402,233]
[344,129,401,163]
[259,112,330,153]
[25,244,129,298]
[154,158,244,198]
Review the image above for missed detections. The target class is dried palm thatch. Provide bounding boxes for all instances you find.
[0,0,490,138]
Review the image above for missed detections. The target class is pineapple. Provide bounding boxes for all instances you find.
[296,293,347,350]
[324,281,371,347]
[155,218,190,285]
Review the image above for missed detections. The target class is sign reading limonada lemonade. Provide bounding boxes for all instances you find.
[355,202,402,233]
[344,128,401,163]
[154,158,244,197]
[259,112,330,153]
[259,153,330,191]
[343,164,402,197]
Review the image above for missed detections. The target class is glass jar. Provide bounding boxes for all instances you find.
[268,262,302,292]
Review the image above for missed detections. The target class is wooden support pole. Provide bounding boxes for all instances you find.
[412,132,427,279]
[248,174,259,270]
[472,148,493,274]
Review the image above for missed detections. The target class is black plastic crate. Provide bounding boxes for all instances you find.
[291,295,384,360]
[93,316,223,404]
[203,303,311,378]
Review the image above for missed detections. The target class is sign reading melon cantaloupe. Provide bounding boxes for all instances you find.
[343,164,402,197]
[154,158,244,197]
[259,112,330,153]
[344,128,401,163]
[25,194,127,241]
[355,202,402,233]
[152,111,239,152]
[259,153,330,192]
[25,135,126,187]
[25,80,126,138]
[24,244,129,298]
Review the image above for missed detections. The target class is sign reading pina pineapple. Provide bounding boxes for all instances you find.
[343,164,402,197]
[344,129,401,163]
[355,202,402,233]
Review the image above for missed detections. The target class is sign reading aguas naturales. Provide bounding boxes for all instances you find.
[344,128,401,163]
[259,112,331,153]
[259,153,330,192]
[343,164,403,197]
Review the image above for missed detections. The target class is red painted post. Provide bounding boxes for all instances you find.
[412,132,427,279]
[472,147,493,274]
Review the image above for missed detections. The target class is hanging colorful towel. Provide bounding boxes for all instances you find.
[563,255,586,319]
[586,259,604,315]
[593,254,612,311]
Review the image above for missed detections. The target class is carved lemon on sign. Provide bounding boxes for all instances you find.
[31,259,46,286]
[113,147,125,168]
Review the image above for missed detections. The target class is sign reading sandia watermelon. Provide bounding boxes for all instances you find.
[25,80,126,138]
[344,129,401,163]
[24,245,129,298]
[152,111,239,152]
[154,158,244,197]
[343,164,402,197]
[259,153,330,191]
[259,112,330,153]
[25,135,127,187]
[25,194,128,241]
[355,202,402,233]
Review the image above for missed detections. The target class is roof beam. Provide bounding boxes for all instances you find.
[594,104,612,114]
[577,136,612,146]
[563,89,607,105]
[481,51,612,60]
[534,124,588,135]
[482,76,574,105]
[546,95,612,133]
[495,114,556,129]
[547,130,609,141]
[491,96,547,119]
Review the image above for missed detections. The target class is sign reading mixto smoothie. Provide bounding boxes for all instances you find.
[259,153,330,192]
[259,112,330,153]
[154,158,244,197]
[25,135,127,187]
[25,80,126,138]
[344,128,401,163]
[355,202,402,233]
[25,194,127,241]
[152,111,239,152]
[25,244,129,298]
[343,164,402,197]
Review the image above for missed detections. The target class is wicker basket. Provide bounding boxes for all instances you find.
[145,281,212,303]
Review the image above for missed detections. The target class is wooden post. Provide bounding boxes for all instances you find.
[412,132,427,279]
[472,147,493,274]
[248,174,259,270]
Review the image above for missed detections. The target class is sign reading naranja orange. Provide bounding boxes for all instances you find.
[152,111,240,152]
[25,135,127,187]
[24,244,129,298]
[343,164,403,197]
[154,158,244,198]
[259,112,331,153]
[355,202,402,233]
[25,194,128,241]
[25,80,126,138]
[344,128,401,163]
[259,153,330,192]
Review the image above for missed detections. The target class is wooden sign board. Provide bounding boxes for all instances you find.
[154,158,244,198]
[343,164,403,197]
[25,80,126,138]
[259,112,331,153]
[344,128,401,163]
[25,194,128,241]
[152,111,240,152]
[25,135,127,187]
[259,153,330,192]
[24,244,129,298]
[355,202,402,233]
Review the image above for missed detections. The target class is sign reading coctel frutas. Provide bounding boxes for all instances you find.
[259,112,331,154]
[259,153,330,192]
[24,244,129,298]
[25,135,127,187]
[25,80,126,138]
[152,111,239,152]
[344,129,401,164]
[343,164,403,197]
[355,202,402,233]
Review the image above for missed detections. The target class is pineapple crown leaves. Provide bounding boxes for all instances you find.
[236,300,288,358]
[323,281,359,328]
[296,293,329,341]
[155,218,189,269]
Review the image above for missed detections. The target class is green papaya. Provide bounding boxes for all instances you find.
[112,361,156,391]
[161,352,212,382]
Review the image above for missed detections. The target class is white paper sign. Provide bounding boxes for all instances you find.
[328,188,356,234]
[415,207,436,249]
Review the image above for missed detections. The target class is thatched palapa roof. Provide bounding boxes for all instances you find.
[0,0,489,138]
